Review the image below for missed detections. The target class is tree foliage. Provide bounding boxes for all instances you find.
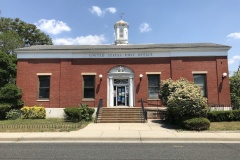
[230,70,240,110]
[0,17,52,49]
[0,51,16,87]
[0,31,24,54]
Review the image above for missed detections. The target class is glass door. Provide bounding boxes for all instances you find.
[117,86,125,106]
[114,85,129,106]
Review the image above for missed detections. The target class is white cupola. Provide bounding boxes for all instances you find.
[114,19,129,45]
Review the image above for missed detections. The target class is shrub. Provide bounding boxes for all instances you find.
[0,104,11,120]
[64,107,80,121]
[64,104,95,122]
[183,118,210,131]
[6,109,20,120]
[232,110,240,121]
[230,93,240,110]
[21,106,46,119]
[0,83,24,108]
[159,78,175,105]
[207,110,240,122]
[165,78,208,123]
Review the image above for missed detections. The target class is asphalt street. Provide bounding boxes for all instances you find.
[0,143,240,160]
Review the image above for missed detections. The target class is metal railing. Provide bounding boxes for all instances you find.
[208,103,233,111]
[94,99,103,123]
[140,98,147,122]
[0,123,81,130]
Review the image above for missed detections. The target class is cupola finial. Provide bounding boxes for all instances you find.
[120,13,125,20]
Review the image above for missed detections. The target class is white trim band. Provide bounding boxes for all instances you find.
[17,50,228,59]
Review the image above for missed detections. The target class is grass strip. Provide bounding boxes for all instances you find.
[0,118,89,132]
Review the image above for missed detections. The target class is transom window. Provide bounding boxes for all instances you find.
[114,79,128,84]
[193,74,207,97]
[83,75,95,98]
[148,75,160,99]
[38,76,50,99]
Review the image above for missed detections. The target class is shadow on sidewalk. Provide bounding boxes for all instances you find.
[150,119,182,130]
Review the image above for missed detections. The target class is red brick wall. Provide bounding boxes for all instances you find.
[16,56,231,108]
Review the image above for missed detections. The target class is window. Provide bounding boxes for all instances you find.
[148,75,160,99]
[83,75,95,98]
[193,74,207,97]
[38,76,50,99]
[119,28,124,38]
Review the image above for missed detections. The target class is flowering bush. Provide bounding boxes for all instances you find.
[159,78,193,105]
[21,106,46,119]
[161,78,208,123]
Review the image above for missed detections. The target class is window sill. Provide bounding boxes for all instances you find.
[37,99,50,102]
[147,99,160,101]
[82,98,95,102]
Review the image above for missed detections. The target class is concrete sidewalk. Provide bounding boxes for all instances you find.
[0,120,240,142]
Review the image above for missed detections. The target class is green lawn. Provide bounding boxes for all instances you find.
[0,118,89,132]
[209,121,240,131]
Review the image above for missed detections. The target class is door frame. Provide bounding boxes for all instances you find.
[107,66,134,107]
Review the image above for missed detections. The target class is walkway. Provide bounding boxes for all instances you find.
[0,120,240,142]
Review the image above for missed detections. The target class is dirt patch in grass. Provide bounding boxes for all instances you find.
[0,118,89,132]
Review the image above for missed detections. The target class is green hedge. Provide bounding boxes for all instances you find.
[0,104,11,120]
[64,104,95,122]
[21,106,46,119]
[183,118,210,131]
[207,110,240,122]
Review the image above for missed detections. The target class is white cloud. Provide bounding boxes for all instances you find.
[53,35,106,45]
[106,7,117,14]
[89,6,103,16]
[35,19,71,35]
[139,23,152,33]
[228,55,240,65]
[227,32,240,39]
[89,6,117,17]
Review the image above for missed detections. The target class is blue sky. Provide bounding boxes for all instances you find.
[1,0,240,73]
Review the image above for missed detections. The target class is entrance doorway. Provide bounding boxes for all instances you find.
[108,66,134,107]
[114,85,129,106]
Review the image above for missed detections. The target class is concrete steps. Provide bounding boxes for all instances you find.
[96,107,145,123]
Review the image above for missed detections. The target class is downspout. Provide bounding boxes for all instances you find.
[170,57,172,79]
[216,58,220,105]
[59,60,61,108]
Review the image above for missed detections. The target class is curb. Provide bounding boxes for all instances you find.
[1,137,240,142]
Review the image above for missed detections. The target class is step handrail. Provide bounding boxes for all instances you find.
[94,99,103,123]
[141,98,147,122]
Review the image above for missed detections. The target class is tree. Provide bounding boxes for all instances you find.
[230,69,240,110]
[0,17,52,48]
[0,51,16,87]
[0,17,53,108]
[0,31,24,54]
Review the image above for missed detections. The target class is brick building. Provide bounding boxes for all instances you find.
[16,19,231,116]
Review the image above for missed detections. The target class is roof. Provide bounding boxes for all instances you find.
[114,19,128,28]
[15,43,231,52]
